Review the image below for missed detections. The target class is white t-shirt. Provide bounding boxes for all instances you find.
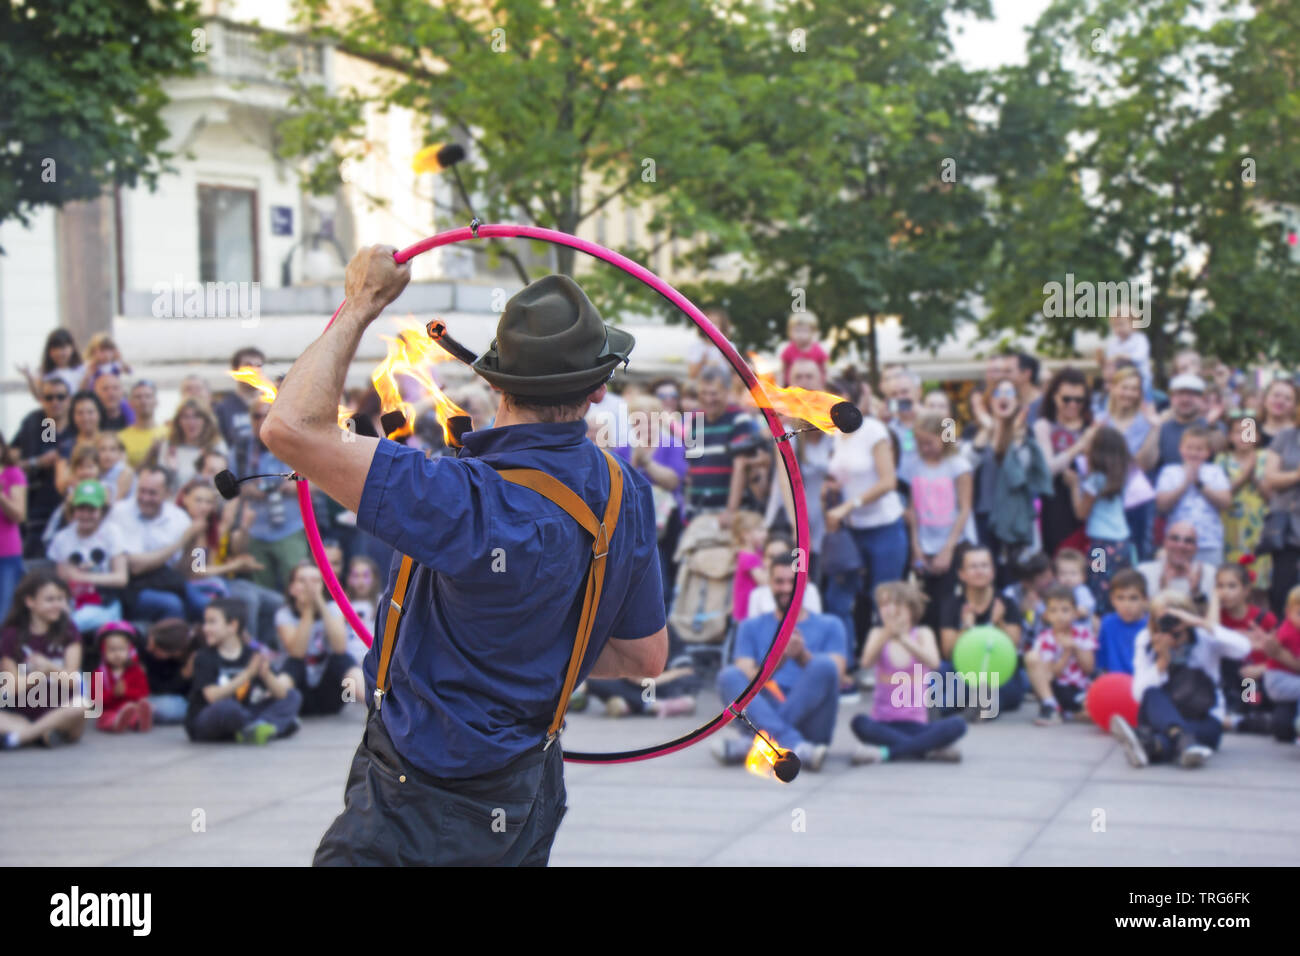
[48,522,127,573]
[1104,331,1152,386]
[827,418,904,529]
[107,499,191,566]
[747,582,823,618]
[1154,463,1229,549]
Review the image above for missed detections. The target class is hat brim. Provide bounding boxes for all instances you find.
[472,325,635,398]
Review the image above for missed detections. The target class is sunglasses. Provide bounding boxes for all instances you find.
[1058,395,1087,405]
[43,392,69,401]
[656,390,679,400]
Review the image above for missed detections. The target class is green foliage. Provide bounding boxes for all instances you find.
[0,0,202,231]
[984,0,1300,375]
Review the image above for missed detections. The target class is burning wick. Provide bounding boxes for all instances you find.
[730,707,801,782]
[775,401,863,442]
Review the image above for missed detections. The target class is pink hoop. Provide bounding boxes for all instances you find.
[297,223,809,763]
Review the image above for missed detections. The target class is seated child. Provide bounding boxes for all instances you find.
[141,618,197,725]
[1258,584,1300,743]
[1216,564,1277,735]
[187,598,302,744]
[850,581,966,764]
[1095,568,1148,674]
[1053,548,1098,633]
[1025,586,1098,725]
[92,621,153,732]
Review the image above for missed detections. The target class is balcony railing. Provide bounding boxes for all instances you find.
[202,17,327,88]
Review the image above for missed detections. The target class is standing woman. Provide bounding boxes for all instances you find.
[1097,364,1161,560]
[824,380,908,660]
[973,378,1052,587]
[1261,422,1300,616]
[767,358,833,585]
[1034,368,1097,557]
[0,435,26,621]
[1259,378,1298,450]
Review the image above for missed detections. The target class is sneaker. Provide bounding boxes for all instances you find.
[1034,702,1062,726]
[569,682,589,713]
[1178,743,1212,768]
[121,702,141,732]
[134,700,153,733]
[235,721,277,745]
[279,718,302,740]
[654,696,697,718]
[1110,714,1148,768]
[107,706,134,733]
[851,744,887,765]
[794,742,829,772]
[924,745,963,762]
[604,696,630,718]
[711,736,750,766]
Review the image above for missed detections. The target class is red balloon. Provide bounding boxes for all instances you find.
[1086,672,1140,731]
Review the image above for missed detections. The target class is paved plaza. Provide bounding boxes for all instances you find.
[3,695,1298,867]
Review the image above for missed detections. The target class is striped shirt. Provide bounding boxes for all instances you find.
[685,407,757,513]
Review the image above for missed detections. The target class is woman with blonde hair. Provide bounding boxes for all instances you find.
[147,398,228,487]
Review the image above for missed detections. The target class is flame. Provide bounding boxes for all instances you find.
[744,734,784,779]
[232,365,355,429]
[371,323,468,444]
[745,352,848,433]
[231,320,469,442]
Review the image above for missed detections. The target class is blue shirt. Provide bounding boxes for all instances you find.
[358,420,665,778]
[1096,612,1147,674]
[1081,472,1129,541]
[732,611,848,694]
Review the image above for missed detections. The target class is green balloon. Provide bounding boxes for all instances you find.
[951,625,1018,685]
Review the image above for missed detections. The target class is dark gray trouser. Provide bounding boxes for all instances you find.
[313,708,567,867]
[190,689,303,741]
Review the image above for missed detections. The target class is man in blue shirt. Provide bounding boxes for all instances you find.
[263,246,667,866]
[715,561,846,770]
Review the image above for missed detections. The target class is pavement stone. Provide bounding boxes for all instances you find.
[1,694,1296,866]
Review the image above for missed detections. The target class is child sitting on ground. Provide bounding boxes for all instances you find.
[1216,563,1277,735]
[1257,584,1300,743]
[1095,568,1149,674]
[343,554,382,665]
[92,621,153,733]
[140,618,196,725]
[1025,586,1098,725]
[851,581,966,764]
[187,598,302,744]
[1052,548,1098,634]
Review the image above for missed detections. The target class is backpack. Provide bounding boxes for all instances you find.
[669,513,736,645]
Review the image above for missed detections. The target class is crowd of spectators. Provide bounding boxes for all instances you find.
[3,309,1300,774]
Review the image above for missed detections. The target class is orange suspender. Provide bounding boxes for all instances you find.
[373,449,624,748]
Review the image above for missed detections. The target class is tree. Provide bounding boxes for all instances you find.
[982,0,1300,376]
[669,0,999,382]
[279,0,804,288]
[0,0,202,234]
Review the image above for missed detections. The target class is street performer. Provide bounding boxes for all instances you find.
[262,245,668,866]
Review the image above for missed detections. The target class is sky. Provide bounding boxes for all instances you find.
[949,0,1055,69]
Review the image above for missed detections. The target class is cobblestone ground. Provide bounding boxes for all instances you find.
[3,696,1297,866]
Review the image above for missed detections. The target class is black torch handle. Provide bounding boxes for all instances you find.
[426,319,479,366]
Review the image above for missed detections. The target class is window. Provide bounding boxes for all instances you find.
[198,186,258,283]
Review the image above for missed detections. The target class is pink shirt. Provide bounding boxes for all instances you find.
[0,466,26,558]
[732,550,763,622]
